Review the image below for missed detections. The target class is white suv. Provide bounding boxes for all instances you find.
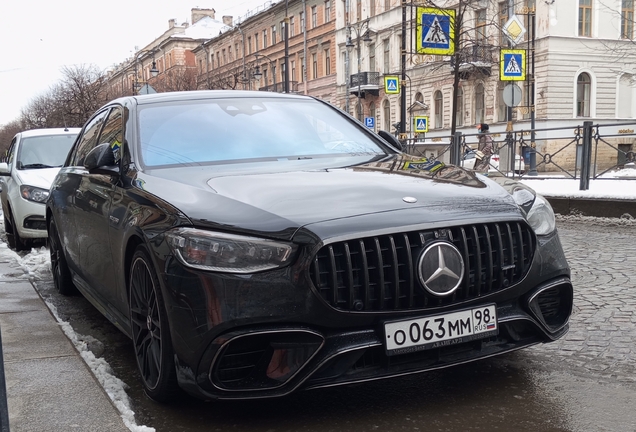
[0,128,80,250]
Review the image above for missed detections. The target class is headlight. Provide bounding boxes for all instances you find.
[166,228,298,273]
[20,185,49,203]
[526,194,556,235]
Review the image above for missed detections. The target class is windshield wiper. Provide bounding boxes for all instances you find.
[20,163,56,169]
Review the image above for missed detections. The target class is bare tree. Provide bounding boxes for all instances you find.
[0,119,24,157]
[153,66,198,93]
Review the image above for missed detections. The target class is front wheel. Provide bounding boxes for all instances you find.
[129,245,179,402]
[7,210,28,251]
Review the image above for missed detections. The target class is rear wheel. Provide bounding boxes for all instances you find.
[48,219,76,295]
[129,245,179,402]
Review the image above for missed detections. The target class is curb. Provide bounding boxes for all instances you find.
[546,197,636,218]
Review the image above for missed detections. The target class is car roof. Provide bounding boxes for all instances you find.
[106,90,314,107]
[18,128,81,138]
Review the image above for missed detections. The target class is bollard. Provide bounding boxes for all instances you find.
[0,326,9,432]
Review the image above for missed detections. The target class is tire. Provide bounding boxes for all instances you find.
[48,219,77,296]
[6,210,28,251]
[129,245,179,402]
[4,215,15,250]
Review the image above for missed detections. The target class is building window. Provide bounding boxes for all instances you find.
[235,43,240,58]
[301,56,306,82]
[579,0,592,37]
[475,83,485,124]
[325,0,331,22]
[577,73,591,117]
[370,0,376,17]
[248,36,252,54]
[434,90,444,129]
[300,12,305,32]
[324,48,331,75]
[312,53,318,79]
[272,25,277,44]
[228,46,233,61]
[356,0,362,21]
[222,49,226,64]
[383,99,391,131]
[290,16,295,37]
[369,101,376,127]
[263,29,268,48]
[263,69,268,86]
[385,0,391,12]
[369,44,376,72]
[312,6,318,28]
[291,60,296,81]
[499,2,508,45]
[622,0,634,39]
[456,88,464,127]
[255,33,259,52]
[383,39,390,73]
[475,9,487,44]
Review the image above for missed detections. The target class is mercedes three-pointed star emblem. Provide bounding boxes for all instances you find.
[417,241,465,296]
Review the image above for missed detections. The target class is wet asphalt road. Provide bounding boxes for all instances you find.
[32,219,636,432]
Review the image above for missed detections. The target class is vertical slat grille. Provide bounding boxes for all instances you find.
[310,222,536,312]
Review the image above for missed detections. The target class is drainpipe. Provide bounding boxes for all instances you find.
[303,0,308,95]
[345,0,350,112]
[237,24,247,89]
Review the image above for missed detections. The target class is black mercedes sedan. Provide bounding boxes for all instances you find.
[46,90,573,402]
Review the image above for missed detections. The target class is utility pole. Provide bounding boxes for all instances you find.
[528,10,537,175]
[400,1,407,137]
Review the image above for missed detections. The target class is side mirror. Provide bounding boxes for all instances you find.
[84,143,118,173]
[378,130,404,152]
[0,162,9,176]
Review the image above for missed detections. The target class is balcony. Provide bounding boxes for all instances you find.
[450,44,496,79]
[258,81,299,93]
[349,72,381,97]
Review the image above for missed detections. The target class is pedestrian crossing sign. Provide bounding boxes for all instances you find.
[413,116,429,133]
[416,7,456,55]
[384,76,400,94]
[500,49,526,81]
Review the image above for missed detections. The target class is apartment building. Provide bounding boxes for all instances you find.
[106,9,228,97]
[193,0,337,102]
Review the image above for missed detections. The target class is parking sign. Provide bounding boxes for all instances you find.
[365,117,375,129]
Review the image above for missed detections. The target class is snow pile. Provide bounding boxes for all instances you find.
[0,208,154,432]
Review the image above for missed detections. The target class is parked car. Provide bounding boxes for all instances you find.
[47,91,573,402]
[0,128,80,250]
[462,149,525,174]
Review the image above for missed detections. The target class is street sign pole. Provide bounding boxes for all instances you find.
[400,3,407,138]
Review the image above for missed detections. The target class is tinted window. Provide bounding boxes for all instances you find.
[138,98,385,167]
[98,106,124,164]
[17,134,78,168]
[72,110,109,166]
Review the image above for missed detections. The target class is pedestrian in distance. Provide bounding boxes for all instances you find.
[473,123,494,175]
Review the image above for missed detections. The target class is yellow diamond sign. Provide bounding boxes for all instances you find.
[502,15,526,45]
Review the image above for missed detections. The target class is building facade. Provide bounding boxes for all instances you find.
[193,0,337,102]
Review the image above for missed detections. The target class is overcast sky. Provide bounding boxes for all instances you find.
[0,0,277,126]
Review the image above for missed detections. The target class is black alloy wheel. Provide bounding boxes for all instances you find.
[129,245,179,402]
[48,219,76,295]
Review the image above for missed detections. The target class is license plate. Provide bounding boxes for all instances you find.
[384,304,498,356]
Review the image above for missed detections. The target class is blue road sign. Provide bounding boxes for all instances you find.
[500,50,526,81]
[413,116,429,133]
[384,76,400,94]
[365,117,375,129]
[417,8,455,55]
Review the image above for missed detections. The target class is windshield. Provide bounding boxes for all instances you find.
[18,134,77,169]
[137,98,386,167]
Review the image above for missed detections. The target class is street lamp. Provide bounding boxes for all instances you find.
[252,53,278,91]
[346,19,372,121]
[132,49,159,94]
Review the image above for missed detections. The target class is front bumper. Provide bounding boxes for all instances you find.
[158,226,572,401]
[12,198,47,239]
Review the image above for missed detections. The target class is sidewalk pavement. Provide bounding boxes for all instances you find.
[0,257,129,432]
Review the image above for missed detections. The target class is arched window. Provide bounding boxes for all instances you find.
[434,90,444,128]
[415,92,424,103]
[456,88,464,126]
[618,73,634,118]
[475,84,485,124]
[383,99,391,131]
[577,73,591,117]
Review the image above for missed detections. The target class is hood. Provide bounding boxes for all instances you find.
[17,168,61,189]
[137,155,524,241]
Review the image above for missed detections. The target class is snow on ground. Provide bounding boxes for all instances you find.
[0,208,154,432]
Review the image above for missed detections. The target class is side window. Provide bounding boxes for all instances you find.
[6,137,17,165]
[72,109,109,166]
[98,106,124,164]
